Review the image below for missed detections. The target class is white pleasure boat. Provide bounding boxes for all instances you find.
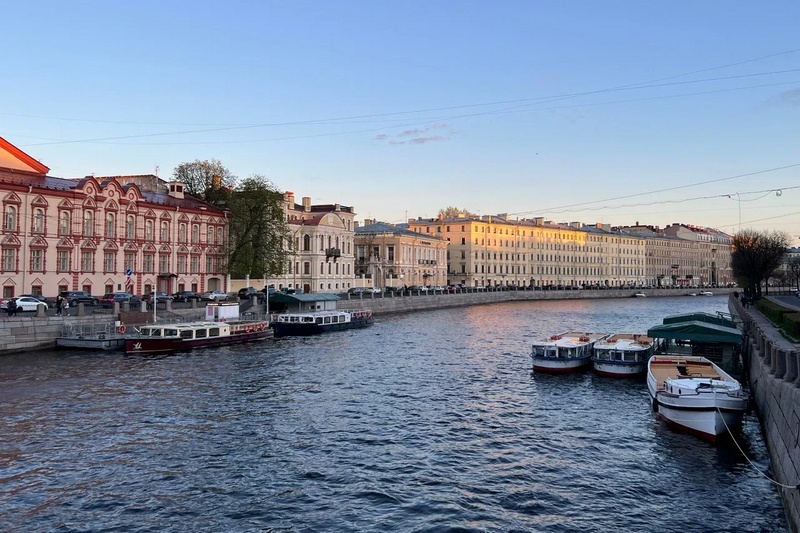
[592,333,654,377]
[647,355,749,442]
[531,332,608,373]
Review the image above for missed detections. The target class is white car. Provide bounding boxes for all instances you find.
[201,290,229,301]
[367,287,381,293]
[1,296,49,312]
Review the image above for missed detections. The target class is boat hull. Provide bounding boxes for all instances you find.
[593,360,647,377]
[650,395,747,442]
[532,355,592,373]
[125,328,272,355]
[272,316,373,337]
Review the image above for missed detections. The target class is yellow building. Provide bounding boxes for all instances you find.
[354,220,448,289]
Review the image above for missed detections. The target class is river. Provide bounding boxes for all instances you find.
[0,295,788,532]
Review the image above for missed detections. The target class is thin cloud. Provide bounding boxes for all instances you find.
[375,124,454,145]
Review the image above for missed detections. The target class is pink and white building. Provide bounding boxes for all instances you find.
[0,136,230,299]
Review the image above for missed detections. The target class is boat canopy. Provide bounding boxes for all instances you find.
[647,320,742,344]
[662,312,737,329]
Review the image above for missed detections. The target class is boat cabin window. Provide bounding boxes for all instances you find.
[164,329,178,337]
[303,317,314,323]
[209,328,220,337]
[324,316,331,324]
[195,329,207,338]
[316,317,323,324]
[180,330,193,339]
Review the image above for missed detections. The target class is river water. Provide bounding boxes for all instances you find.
[0,296,788,532]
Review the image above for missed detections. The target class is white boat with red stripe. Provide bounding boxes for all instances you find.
[531,331,609,373]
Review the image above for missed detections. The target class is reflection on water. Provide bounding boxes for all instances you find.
[0,296,788,532]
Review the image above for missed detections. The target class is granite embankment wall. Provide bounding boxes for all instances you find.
[730,295,800,532]
[337,287,737,315]
[0,288,737,355]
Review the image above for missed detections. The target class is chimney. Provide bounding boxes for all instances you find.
[534,217,544,226]
[302,197,312,212]
[354,221,360,229]
[285,191,295,205]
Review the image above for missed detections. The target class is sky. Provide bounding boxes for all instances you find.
[2,1,799,243]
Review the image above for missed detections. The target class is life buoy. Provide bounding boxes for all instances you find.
[246,326,253,333]
[117,325,126,334]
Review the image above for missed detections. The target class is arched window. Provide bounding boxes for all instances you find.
[145,219,154,240]
[126,215,135,239]
[105,212,116,238]
[192,224,200,243]
[59,211,71,235]
[32,208,45,234]
[216,227,223,245]
[83,210,94,237]
[161,221,170,242]
[178,223,187,243]
[303,234,311,251]
[4,206,16,232]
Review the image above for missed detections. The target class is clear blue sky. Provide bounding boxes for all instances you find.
[3,1,799,243]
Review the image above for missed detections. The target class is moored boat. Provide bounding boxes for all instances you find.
[592,333,654,377]
[125,319,272,355]
[531,331,608,373]
[647,355,748,442]
[271,309,373,337]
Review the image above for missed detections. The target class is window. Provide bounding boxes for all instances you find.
[161,221,170,242]
[303,262,310,274]
[159,255,169,273]
[124,252,135,272]
[177,255,187,273]
[81,251,93,272]
[303,234,311,251]
[2,248,16,271]
[178,223,187,243]
[106,213,116,238]
[104,252,115,272]
[190,255,199,274]
[4,206,16,232]
[387,246,395,261]
[33,208,45,234]
[217,227,223,245]
[144,254,154,273]
[59,211,71,235]
[57,251,70,272]
[145,220,154,241]
[126,215,135,239]
[206,256,213,273]
[192,224,199,244]
[83,210,94,237]
[30,249,43,271]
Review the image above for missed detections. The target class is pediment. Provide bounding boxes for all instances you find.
[58,199,75,209]
[56,237,74,249]
[1,234,21,247]
[123,242,138,251]
[80,239,97,250]
[82,196,97,209]
[158,244,171,253]
[177,245,190,254]
[143,243,156,252]
[144,209,156,218]
[104,199,119,211]
[103,241,119,251]
[159,212,172,220]
[29,236,48,248]
[2,192,21,204]
[31,195,49,208]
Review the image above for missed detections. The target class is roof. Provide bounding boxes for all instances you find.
[662,312,737,329]
[647,321,742,344]
[356,221,443,240]
[268,293,341,304]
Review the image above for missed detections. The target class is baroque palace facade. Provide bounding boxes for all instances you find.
[406,214,733,288]
[0,137,229,299]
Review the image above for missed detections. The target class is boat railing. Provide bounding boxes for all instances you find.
[61,321,119,339]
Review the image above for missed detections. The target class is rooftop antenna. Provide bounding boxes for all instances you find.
[155,165,159,177]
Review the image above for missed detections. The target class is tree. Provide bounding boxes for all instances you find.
[173,159,236,200]
[730,229,790,300]
[438,206,476,218]
[225,175,289,278]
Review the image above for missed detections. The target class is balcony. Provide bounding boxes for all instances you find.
[418,259,437,265]
[326,248,341,261]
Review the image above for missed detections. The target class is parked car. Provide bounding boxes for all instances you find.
[100,292,143,308]
[238,287,260,299]
[172,291,201,302]
[0,296,49,312]
[201,290,229,301]
[142,291,173,303]
[366,287,381,293]
[348,287,366,295]
[60,290,99,307]
[21,293,53,307]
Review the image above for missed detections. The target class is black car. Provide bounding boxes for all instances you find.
[172,290,201,302]
[59,290,99,307]
[237,287,260,299]
[100,292,143,308]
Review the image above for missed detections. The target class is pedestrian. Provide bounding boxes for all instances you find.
[7,298,17,317]
[63,299,70,316]
[55,295,63,316]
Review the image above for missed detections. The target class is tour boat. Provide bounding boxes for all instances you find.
[531,331,609,373]
[647,355,749,442]
[699,291,714,296]
[632,292,647,298]
[271,309,373,337]
[592,333,654,377]
[124,319,272,355]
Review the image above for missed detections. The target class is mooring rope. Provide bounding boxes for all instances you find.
[718,406,799,490]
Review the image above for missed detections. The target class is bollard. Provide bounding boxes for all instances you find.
[774,349,787,380]
[785,350,798,383]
